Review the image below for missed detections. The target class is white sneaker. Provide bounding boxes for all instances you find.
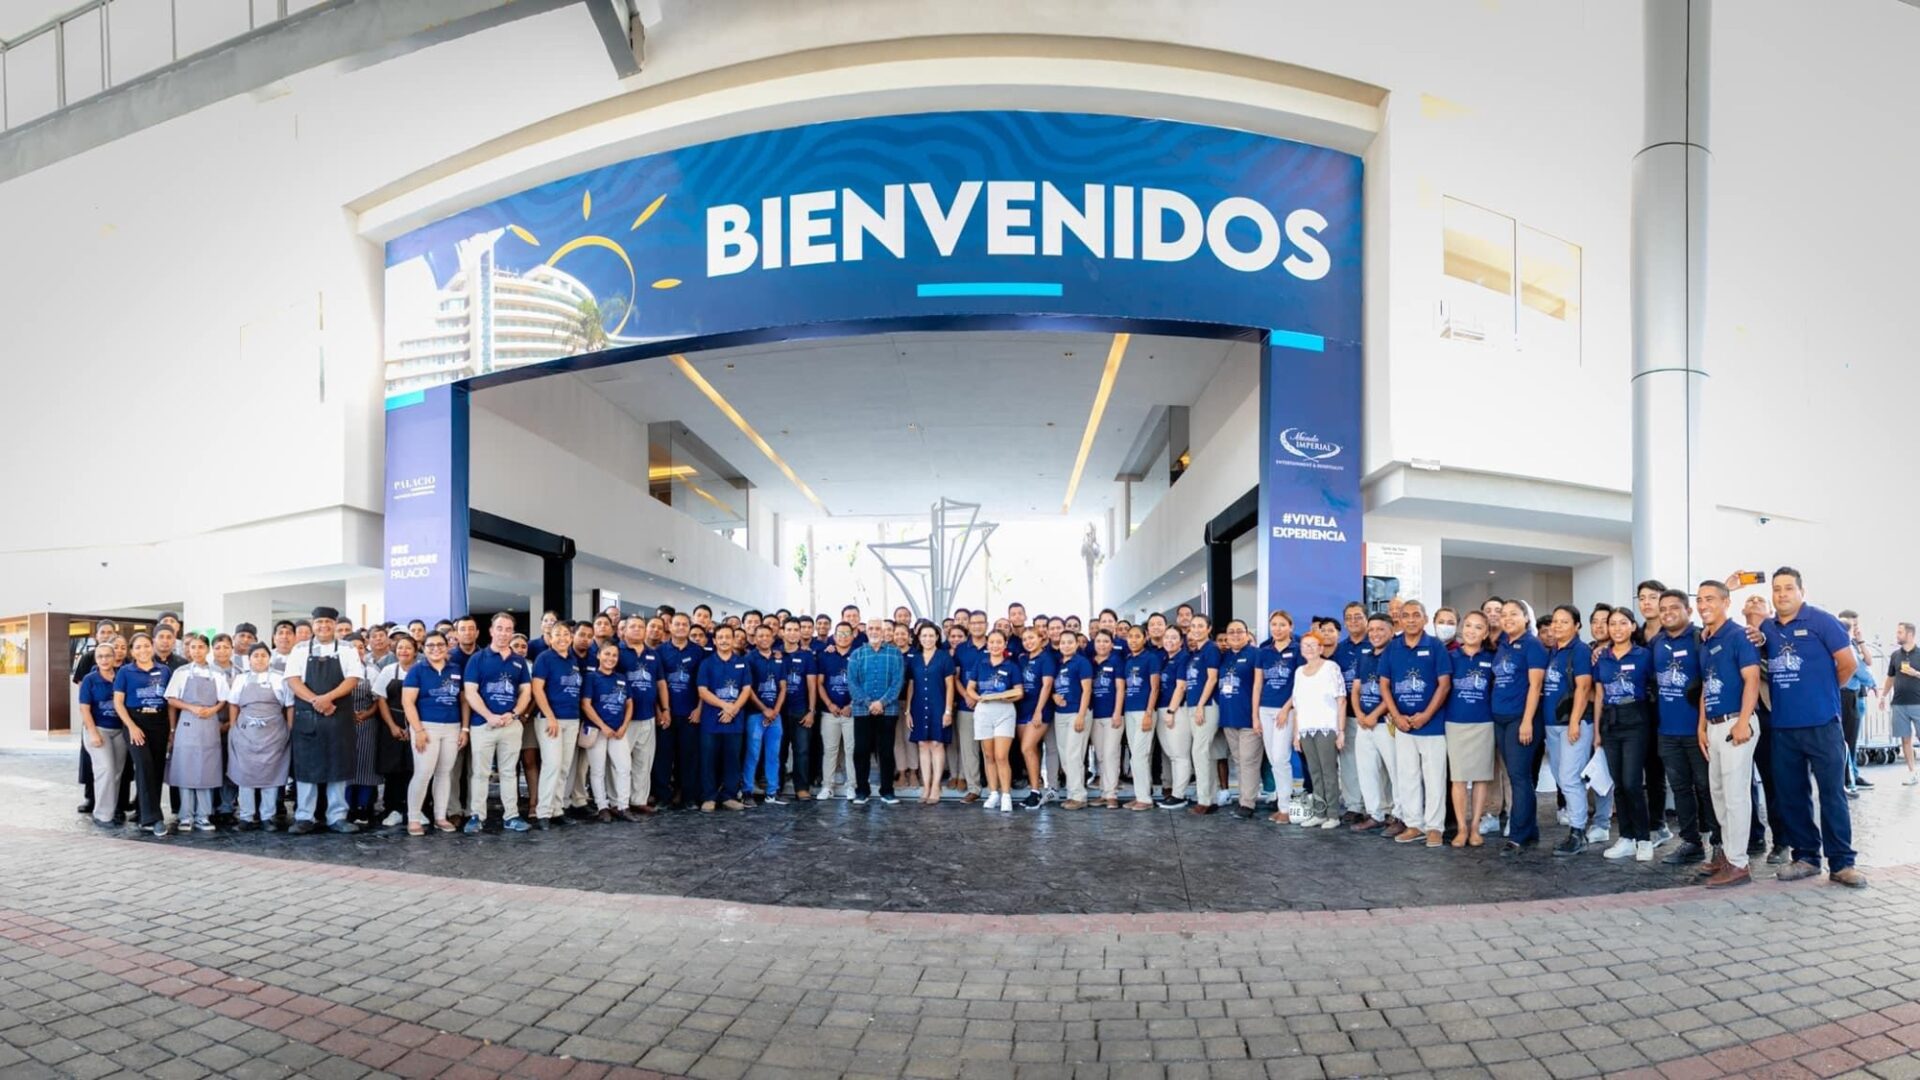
[382,811,403,827]
[1478,814,1501,836]
[1297,814,1322,828]
[1603,838,1636,860]
[1903,773,1918,787]
[1635,840,1655,862]
[1319,818,1340,829]
[1651,826,1673,847]
[1586,824,1612,844]
[1000,794,1012,814]
[1042,788,1058,805]
[984,792,1000,810]
[1556,808,1571,826]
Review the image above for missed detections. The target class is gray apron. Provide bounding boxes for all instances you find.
[228,674,290,787]
[350,678,380,786]
[289,645,356,783]
[165,668,226,788]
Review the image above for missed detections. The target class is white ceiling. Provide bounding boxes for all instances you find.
[574,331,1245,521]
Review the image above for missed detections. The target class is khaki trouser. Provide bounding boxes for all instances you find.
[533,717,580,820]
[468,720,524,821]
[1156,706,1193,799]
[820,712,855,795]
[952,710,982,794]
[1224,727,1266,810]
[1098,711,1155,801]
[84,727,129,825]
[1059,714,1094,801]
[1355,720,1396,820]
[407,725,461,825]
[1707,714,1761,869]
[1337,715,1365,812]
[626,716,658,807]
[587,728,633,809]
[1188,704,1221,805]
[1394,732,1449,832]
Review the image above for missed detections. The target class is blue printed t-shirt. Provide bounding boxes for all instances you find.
[1700,619,1762,719]
[1052,653,1093,717]
[1122,650,1162,713]
[1542,641,1592,723]
[1382,634,1447,735]
[657,641,705,718]
[618,645,664,722]
[970,657,1020,697]
[1491,632,1548,718]
[1650,627,1703,736]
[79,670,123,729]
[531,648,583,720]
[1182,642,1222,707]
[746,649,785,715]
[584,668,629,730]
[1162,647,1189,704]
[1334,635,1367,685]
[1354,645,1386,712]
[1255,640,1300,710]
[1593,645,1653,706]
[1759,604,1852,729]
[403,661,464,724]
[1089,653,1121,718]
[1017,650,1057,725]
[816,648,852,709]
[463,649,530,723]
[697,653,753,727]
[1213,647,1258,729]
[113,663,171,713]
[781,648,816,717]
[1446,648,1495,724]
[905,648,956,724]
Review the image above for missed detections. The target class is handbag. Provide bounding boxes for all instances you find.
[576,725,599,749]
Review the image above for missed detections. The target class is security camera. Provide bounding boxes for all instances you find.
[660,548,677,564]
[1758,516,1771,525]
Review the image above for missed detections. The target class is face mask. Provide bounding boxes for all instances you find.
[1435,624,1458,643]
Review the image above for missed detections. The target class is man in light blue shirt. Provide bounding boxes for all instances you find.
[847,619,906,805]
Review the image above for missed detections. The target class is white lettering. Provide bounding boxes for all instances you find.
[1112,184,1135,260]
[1040,182,1104,258]
[1283,208,1330,280]
[985,181,1036,256]
[759,196,784,270]
[788,189,836,267]
[706,204,757,277]
[909,181,982,257]
[1141,188,1203,262]
[1205,196,1280,273]
[841,185,905,261]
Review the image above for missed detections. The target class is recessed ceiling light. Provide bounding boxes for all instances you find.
[724,362,734,369]
[1046,421,1055,427]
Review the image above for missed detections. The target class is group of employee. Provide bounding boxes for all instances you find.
[69,568,1865,889]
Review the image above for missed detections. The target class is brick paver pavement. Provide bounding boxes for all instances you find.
[4,826,1920,1079]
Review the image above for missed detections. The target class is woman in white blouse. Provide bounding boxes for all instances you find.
[1283,633,1348,828]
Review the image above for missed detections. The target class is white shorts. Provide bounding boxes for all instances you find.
[973,701,1016,741]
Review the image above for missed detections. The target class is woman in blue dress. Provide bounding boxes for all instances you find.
[904,622,956,804]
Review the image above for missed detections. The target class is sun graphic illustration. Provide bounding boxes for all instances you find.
[504,190,680,338]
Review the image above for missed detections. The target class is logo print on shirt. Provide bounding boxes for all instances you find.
[1657,661,1690,695]
[1703,671,1724,703]
[1769,647,1803,675]
[1218,670,1241,697]
[1457,666,1489,697]
[1394,670,1427,699]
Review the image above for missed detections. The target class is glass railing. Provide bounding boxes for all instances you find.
[1,0,322,131]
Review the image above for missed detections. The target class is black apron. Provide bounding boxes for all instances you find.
[290,643,357,783]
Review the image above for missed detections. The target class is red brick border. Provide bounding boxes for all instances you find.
[1608,1002,1920,1079]
[0,907,680,1080]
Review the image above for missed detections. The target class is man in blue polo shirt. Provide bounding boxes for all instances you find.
[947,611,990,802]
[1380,600,1450,846]
[461,612,533,834]
[1214,620,1264,820]
[617,618,669,815]
[1650,589,1715,866]
[1754,567,1863,887]
[1349,614,1397,832]
[655,613,706,809]
[1696,580,1762,887]
[779,618,817,801]
[695,625,759,812]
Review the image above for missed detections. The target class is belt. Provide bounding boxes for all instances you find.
[1708,713,1743,725]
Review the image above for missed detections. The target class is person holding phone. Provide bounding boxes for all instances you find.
[1695,580,1762,887]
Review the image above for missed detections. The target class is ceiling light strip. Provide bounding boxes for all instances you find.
[1061,332,1130,514]
[668,353,829,514]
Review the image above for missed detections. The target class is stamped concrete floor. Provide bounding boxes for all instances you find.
[3,750,1920,1080]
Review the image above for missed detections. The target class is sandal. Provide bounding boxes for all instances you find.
[407,823,427,836]
[1467,832,1485,847]
[434,819,455,833]
[1451,831,1468,848]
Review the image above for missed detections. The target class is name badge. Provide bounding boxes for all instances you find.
[1793,629,1808,637]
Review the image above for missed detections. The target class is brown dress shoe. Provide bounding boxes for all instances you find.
[1103,797,1120,809]
[1188,803,1214,815]
[1425,830,1443,848]
[1829,867,1868,888]
[595,809,614,823]
[1350,816,1381,832]
[1126,800,1155,811]
[1776,860,1821,881]
[721,799,745,811]
[1061,799,1086,810]
[1698,847,1729,877]
[961,791,980,804]
[1394,826,1424,843]
[1268,810,1291,824]
[1703,865,1750,888]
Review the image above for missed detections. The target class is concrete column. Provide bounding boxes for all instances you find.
[1631,0,1711,592]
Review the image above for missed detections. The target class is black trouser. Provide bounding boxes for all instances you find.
[1601,704,1652,841]
[126,712,170,827]
[1643,727,1667,829]
[782,713,812,794]
[853,713,898,798]
[1657,734,1719,846]
[381,767,411,817]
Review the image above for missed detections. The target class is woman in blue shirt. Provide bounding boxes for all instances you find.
[583,642,639,822]
[1593,609,1656,860]
[77,644,126,827]
[1251,612,1300,821]
[401,632,465,834]
[111,633,174,836]
[1542,605,1606,856]
[1016,628,1057,808]
[904,623,956,805]
[964,631,1024,813]
[1444,613,1497,848]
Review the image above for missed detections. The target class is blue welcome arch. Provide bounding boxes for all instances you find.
[382,110,1363,623]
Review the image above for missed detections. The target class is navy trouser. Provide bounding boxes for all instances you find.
[1769,719,1855,872]
[1658,734,1719,846]
[782,712,812,793]
[700,725,743,804]
[654,717,701,805]
[1495,715,1543,845]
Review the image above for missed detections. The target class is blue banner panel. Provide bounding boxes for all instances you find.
[1260,336,1363,624]
[383,385,469,623]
